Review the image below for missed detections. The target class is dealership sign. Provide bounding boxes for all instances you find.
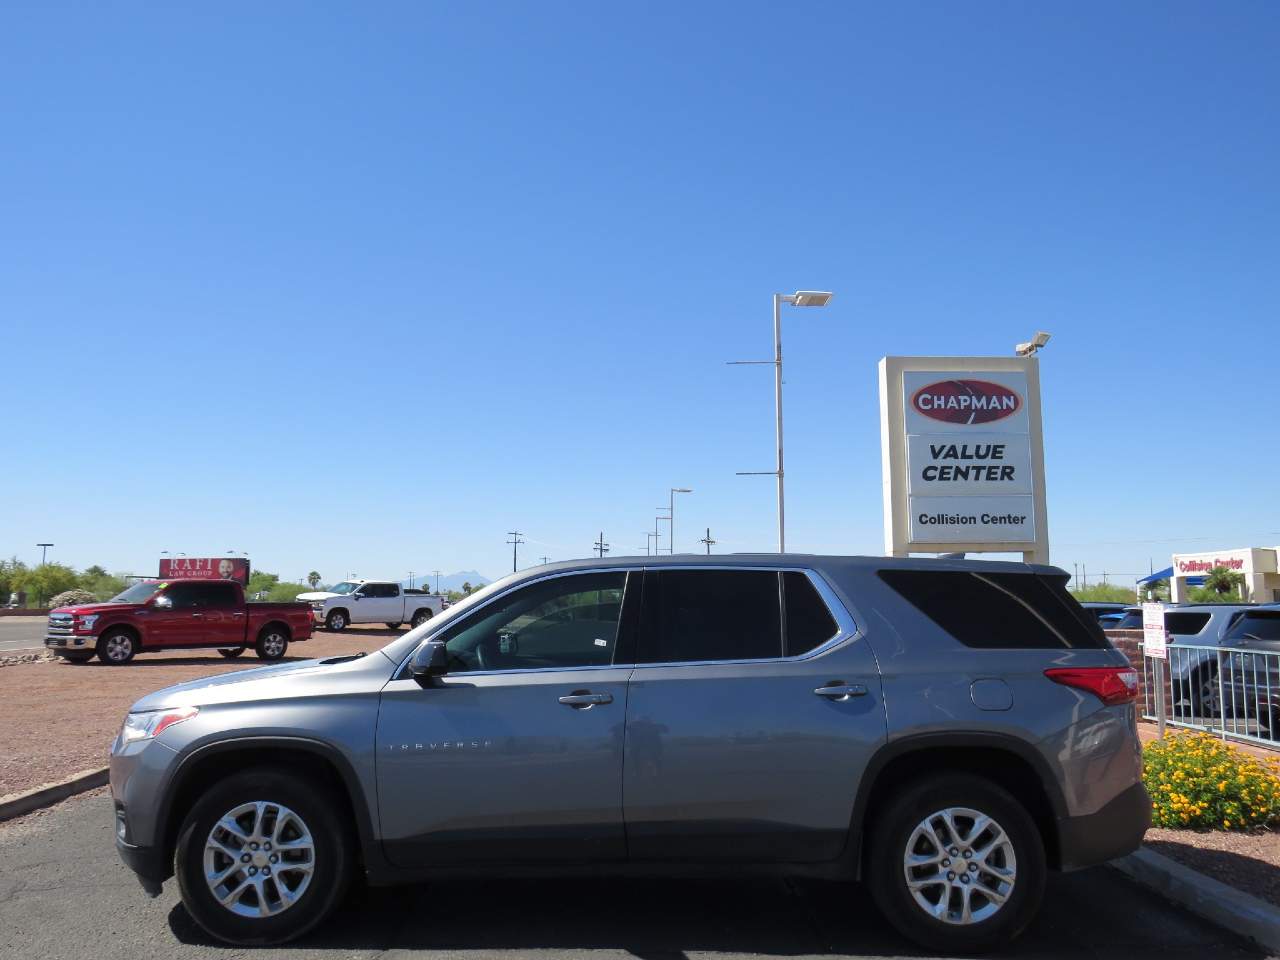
[158,556,251,585]
[879,357,1049,561]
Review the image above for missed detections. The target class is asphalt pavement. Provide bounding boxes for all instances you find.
[0,790,1268,960]
[0,617,44,654]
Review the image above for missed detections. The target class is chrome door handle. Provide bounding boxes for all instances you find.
[814,683,868,700]
[191,613,203,619]
[558,692,613,708]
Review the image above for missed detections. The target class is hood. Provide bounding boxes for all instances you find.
[294,591,337,602]
[128,649,398,712]
[52,602,133,616]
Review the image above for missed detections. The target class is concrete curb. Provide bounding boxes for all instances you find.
[0,767,108,823]
[1112,846,1280,953]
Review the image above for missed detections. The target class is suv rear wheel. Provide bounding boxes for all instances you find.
[175,769,351,945]
[867,773,1045,953]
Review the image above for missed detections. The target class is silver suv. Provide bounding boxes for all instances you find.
[110,555,1148,952]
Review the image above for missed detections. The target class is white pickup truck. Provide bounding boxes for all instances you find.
[297,580,445,632]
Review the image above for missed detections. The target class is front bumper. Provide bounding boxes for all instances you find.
[1056,781,1151,870]
[44,634,94,649]
[115,833,167,896]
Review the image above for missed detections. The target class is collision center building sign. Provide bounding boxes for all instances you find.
[879,356,1049,562]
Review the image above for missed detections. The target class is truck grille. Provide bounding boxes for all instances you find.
[46,614,74,637]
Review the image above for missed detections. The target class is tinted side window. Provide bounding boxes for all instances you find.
[878,569,1108,649]
[1112,610,1144,630]
[1225,612,1280,643]
[642,570,781,664]
[1164,612,1211,636]
[784,572,839,656]
[441,572,629,671]
[165,582,236,609]
[363,583,397,598]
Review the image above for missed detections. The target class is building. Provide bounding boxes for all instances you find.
[1168,547,1280,604]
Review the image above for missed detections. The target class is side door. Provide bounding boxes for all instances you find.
[623,567,886,863]
[361,583,401,623]
[376,570,638,866]
[147,582,240,647]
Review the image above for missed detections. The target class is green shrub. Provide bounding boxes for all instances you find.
[48,589,98,609]
[1144,732,1280,829]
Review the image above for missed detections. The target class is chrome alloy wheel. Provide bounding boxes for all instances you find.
[204,801,316,918]
[106,634,132,661]
[902,806,1016,925]
[261,632,286,658]
[329,613,345,630]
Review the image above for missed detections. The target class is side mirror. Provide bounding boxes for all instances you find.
[153,595,173,610]
[409,640,449,687]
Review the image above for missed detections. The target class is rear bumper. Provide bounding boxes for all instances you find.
[1056,781,1151,870]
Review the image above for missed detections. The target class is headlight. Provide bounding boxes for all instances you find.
[119,706,199,745]
[76,614,99,632]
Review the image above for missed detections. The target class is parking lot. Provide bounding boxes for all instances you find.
[0,626,397,796]
[0,789,1265,960]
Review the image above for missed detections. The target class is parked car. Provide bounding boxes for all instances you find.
[298,580,444,631]
[110,555,1147,952]
[1218,610,1280,735]
[1079,601,1128,624]
[46,579,313,664]
[1127,605,1256,718]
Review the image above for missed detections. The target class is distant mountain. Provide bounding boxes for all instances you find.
[401,570,492,593]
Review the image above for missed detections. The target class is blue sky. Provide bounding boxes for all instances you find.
[3,1,1278,587]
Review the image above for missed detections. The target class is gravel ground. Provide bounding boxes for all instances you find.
[0,626,398,797]
[1145,827,1280,906]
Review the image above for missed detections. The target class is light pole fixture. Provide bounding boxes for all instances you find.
[667,488,692,553]
[1015,331,1051,357]
[36,543,53,566]
[645,532,657,556]
[730,290,833,552]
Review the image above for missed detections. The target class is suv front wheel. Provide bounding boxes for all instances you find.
[867,773,1045,953]
[175,769,351,945]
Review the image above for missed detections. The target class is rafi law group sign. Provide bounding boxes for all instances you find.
[879,356,1049,562]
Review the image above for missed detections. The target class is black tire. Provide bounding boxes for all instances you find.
[96,628,137,665]
[255,627,289,661]
[174,768,351,945]
[410,609,432,628]
[384,622,402,630]
[218,647,247,659]
[325,610,348,632]
[60,652,94,664]
[867,774,1045,953]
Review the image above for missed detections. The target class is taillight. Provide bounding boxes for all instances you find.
[1044,667,1138,705]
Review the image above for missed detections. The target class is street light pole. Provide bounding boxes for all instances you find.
[731,291,832,554]
[667,488,692,553]
[37,543,53,566]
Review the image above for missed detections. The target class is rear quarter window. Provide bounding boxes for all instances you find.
[1164,612,1211,636]
[878,569,1108,650]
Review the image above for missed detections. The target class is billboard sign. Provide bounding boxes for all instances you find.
[880,357,1048,561]
[157,557,251,585]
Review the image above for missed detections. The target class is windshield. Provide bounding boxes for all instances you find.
[109,582,162,604]
[328,582,360,595]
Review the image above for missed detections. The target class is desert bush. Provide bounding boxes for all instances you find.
[47,589,98,609]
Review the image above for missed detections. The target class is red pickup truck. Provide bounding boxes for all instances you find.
[44,579,314,665]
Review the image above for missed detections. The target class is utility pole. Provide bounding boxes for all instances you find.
[537,556,550,565]
[408,570,415,589]
[653,516,662,556]
[432,570,441,593]
[37,543,53,566]
[594,532,610,559]
[506,531,524,572]
[700,528,716,555]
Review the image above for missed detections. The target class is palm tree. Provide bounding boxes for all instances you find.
[307,571,321,589]
[1203,566,1245,598]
